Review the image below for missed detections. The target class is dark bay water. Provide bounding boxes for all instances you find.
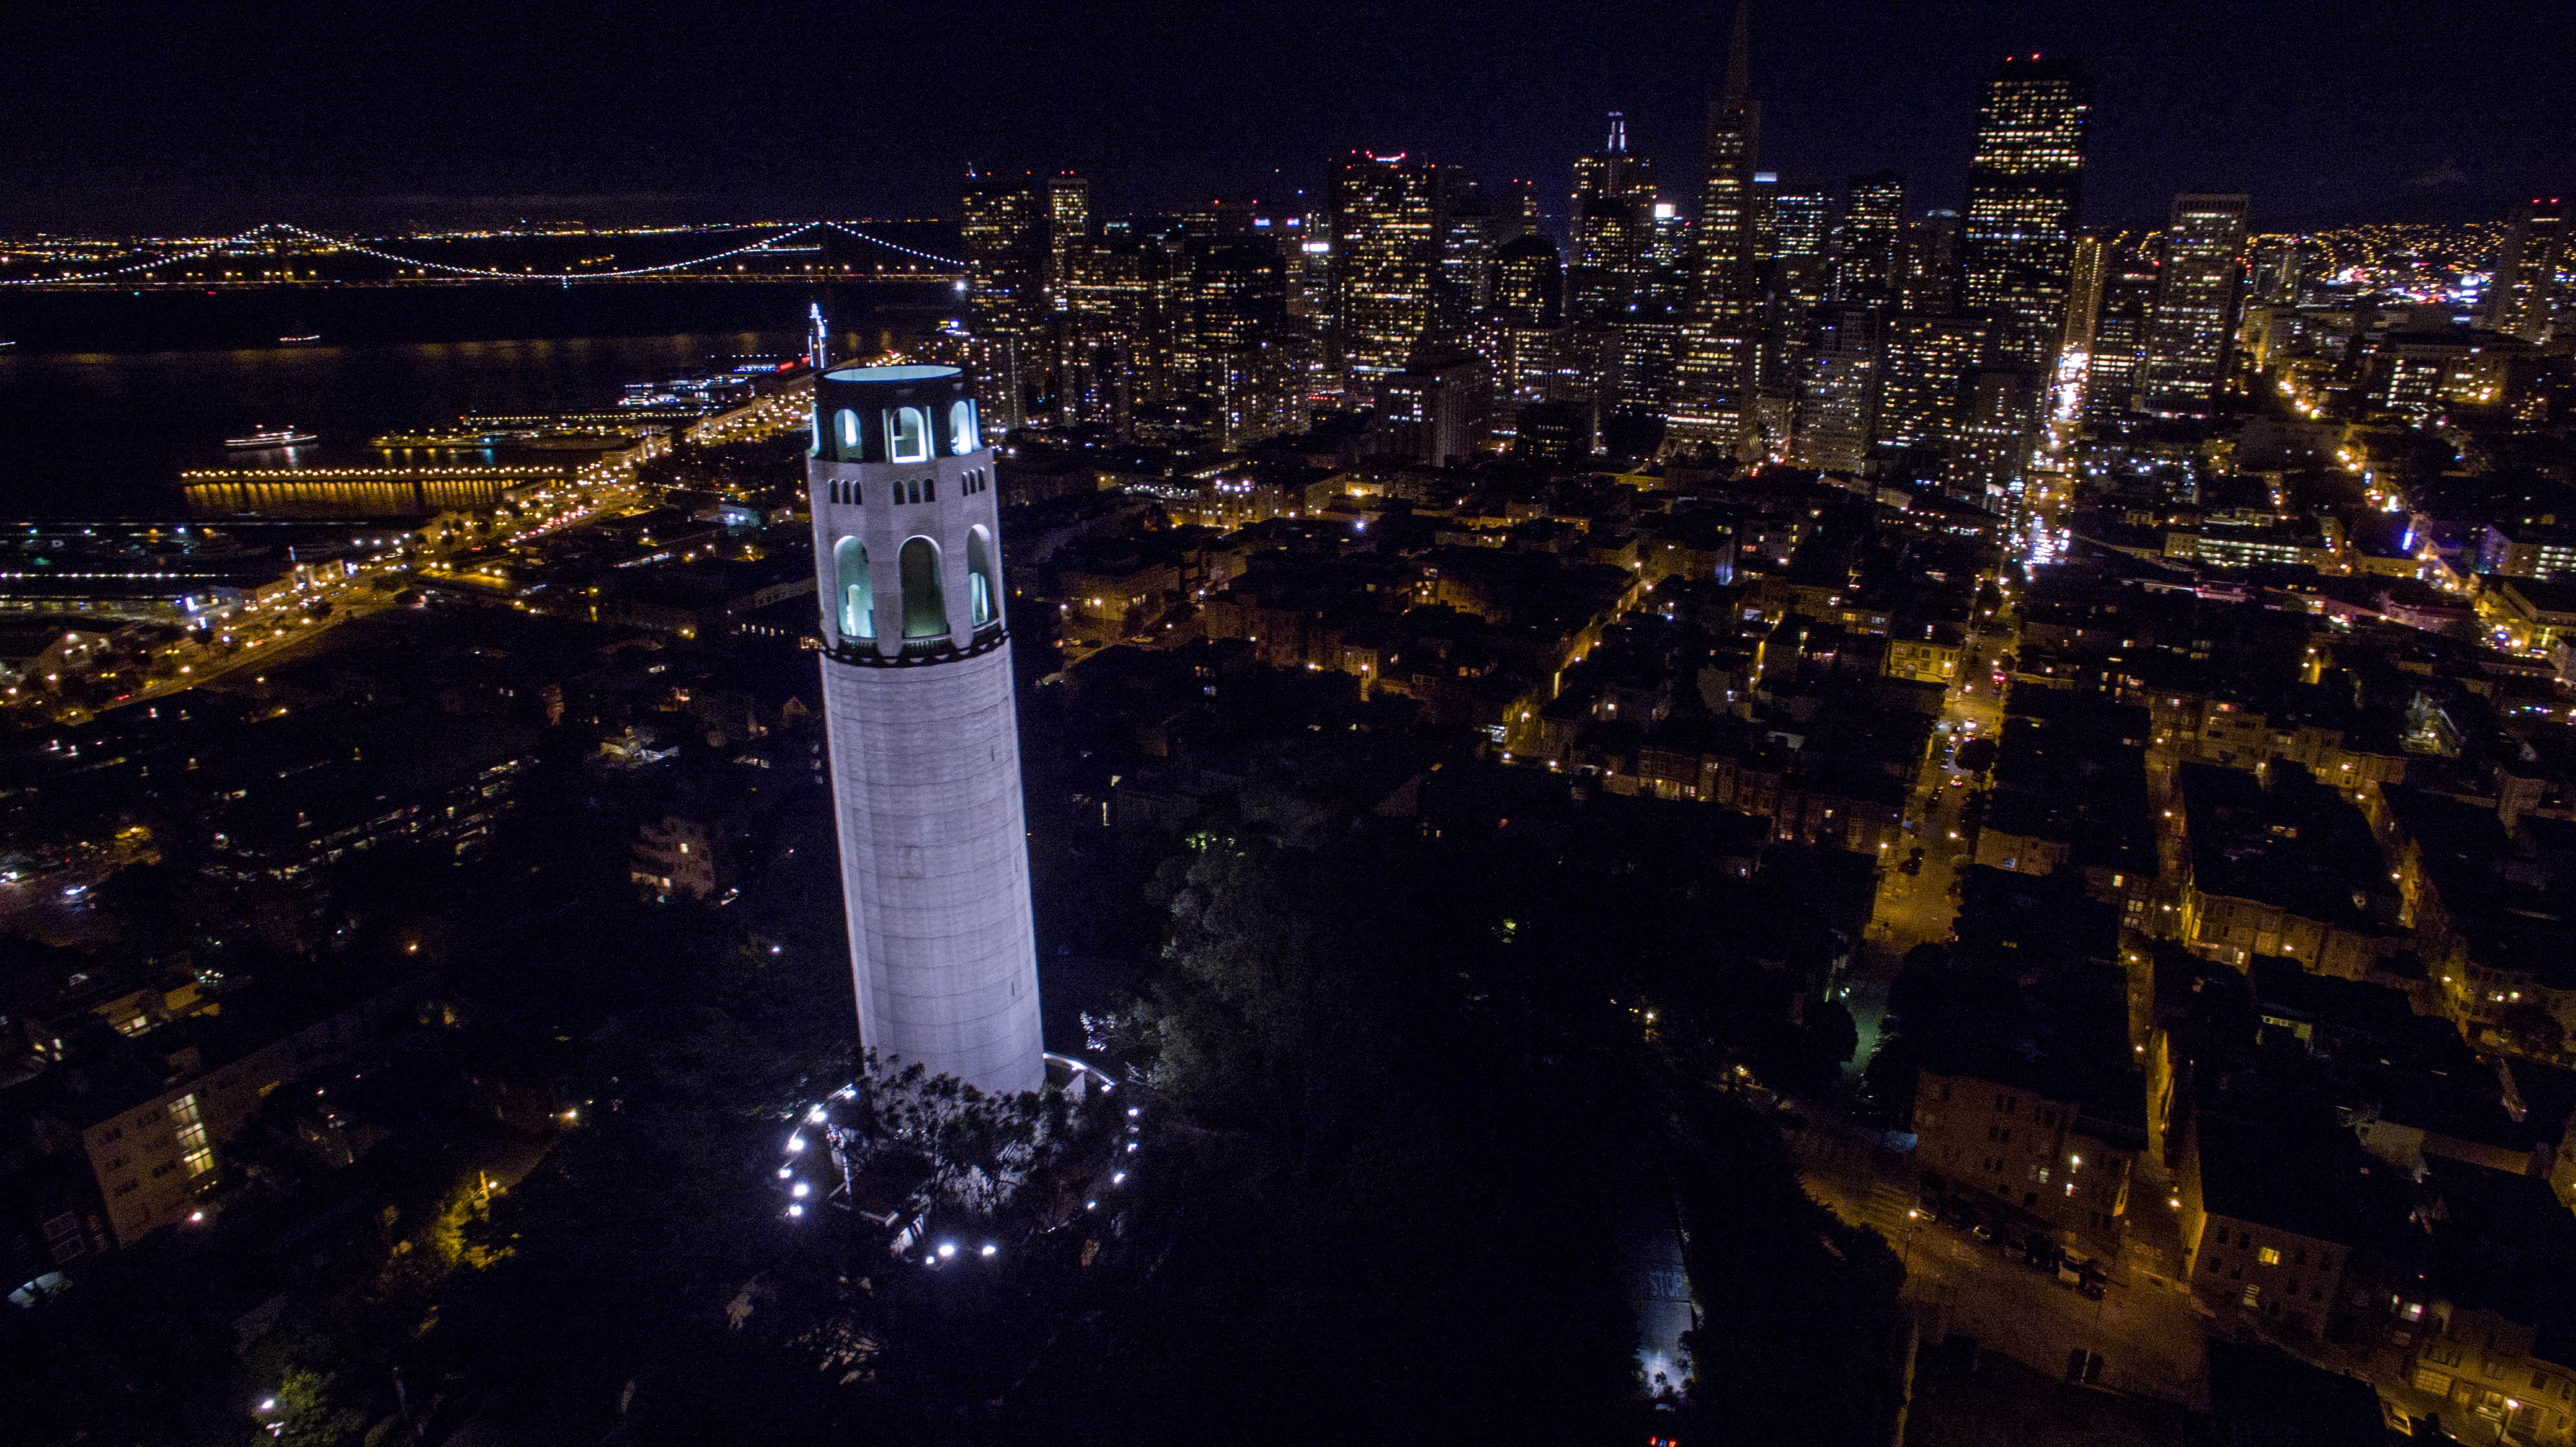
[0,282,943,518]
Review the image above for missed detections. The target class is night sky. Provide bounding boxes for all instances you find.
[4,1,2567,234]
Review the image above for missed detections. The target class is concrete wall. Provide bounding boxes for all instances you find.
[821,645,1045,1096]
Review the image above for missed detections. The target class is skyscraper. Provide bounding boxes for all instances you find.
[1959,56,2089,367]
[1875,315,1987,452]
[1764,177,1834,319]
[807,364,1043,1098]
[1669,3,1762,454]
[2485,197,2566,343]
[961,174,1048,428]
[1479,232,1569,408]
[2085,241,2159,418]
[1834,172,1907,311]
[1057,236,1180,431]
[1899,210,1960,316]
[2138,193,2249,416]
[1571,114,1658,321]
[2063,232,2108,354]
[1043,173,1091,310]
[1791,306,1880,474]
[1184,235,1305,447]
[1949,364,2045,504]
[1434,168,1498,327]
[1331,152,1440,384]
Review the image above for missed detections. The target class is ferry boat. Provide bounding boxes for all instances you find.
[223,427,317,449]
[277,334,322,345]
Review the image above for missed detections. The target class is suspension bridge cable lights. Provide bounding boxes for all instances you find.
[1,220,969,287]
[0,224,276,286]
[268,221,834,281]
[820,221,969,269]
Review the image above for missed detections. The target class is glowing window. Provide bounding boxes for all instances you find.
[887,407,931,463]
[835,408,861,456]
[900,536,948,640]
[833,536,872,642]
[2257,1246,2280,1266]
[949,399,980,455]
[967,526,998,627]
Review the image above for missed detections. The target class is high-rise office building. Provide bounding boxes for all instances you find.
[1949,365,2046,503]
[961,174,1049,427]
[1615,303,1685,416]
[2485,197,2566,343]
[1835,172,1907,310]
[1899,210,1960,316]
[806,364,1043,1097]
[2064,232,2108,354]
[1669,3,1762,454]
[2086,241,2158,418]
[1571,114,1660,321]
[1765,177,1834,318]
[2138,193,2249,416]
[1043,174,1091,308]
[1479,232,1569,408]
[1183,235,1304,447]
[1378,348,1492,467]
[1959,56,2089,366]
[1058,237,1181,432]
[1875,315,1987,451]
[1791,306,1880,475]
[1331,152,1441,384]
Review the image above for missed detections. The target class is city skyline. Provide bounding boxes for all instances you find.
[0,1,2569,233]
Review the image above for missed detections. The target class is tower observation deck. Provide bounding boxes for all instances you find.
[806,364,1043,1097]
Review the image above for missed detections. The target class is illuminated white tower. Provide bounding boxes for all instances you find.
[807,364,1043,1097]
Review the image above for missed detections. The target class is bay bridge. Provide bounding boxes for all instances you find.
[0,221,969,292]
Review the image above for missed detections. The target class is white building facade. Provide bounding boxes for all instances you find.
[806,365,1045,1097]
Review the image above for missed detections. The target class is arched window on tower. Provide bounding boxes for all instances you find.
[967,525,998,627]
[887,407,931,463]
[949,399,980,456]
[900,536,948,642]
[834,408,862,458]
[833,536,872,644]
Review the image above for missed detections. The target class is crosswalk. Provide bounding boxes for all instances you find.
[1858,1179,1918,1240]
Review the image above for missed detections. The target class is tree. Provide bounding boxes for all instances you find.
[268,1366,368,1447]
[1952,735,1998,776]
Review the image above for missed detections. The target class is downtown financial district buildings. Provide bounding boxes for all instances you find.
[934,28,2576,1443]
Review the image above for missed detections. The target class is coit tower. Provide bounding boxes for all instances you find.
[806,364,1043,1097]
